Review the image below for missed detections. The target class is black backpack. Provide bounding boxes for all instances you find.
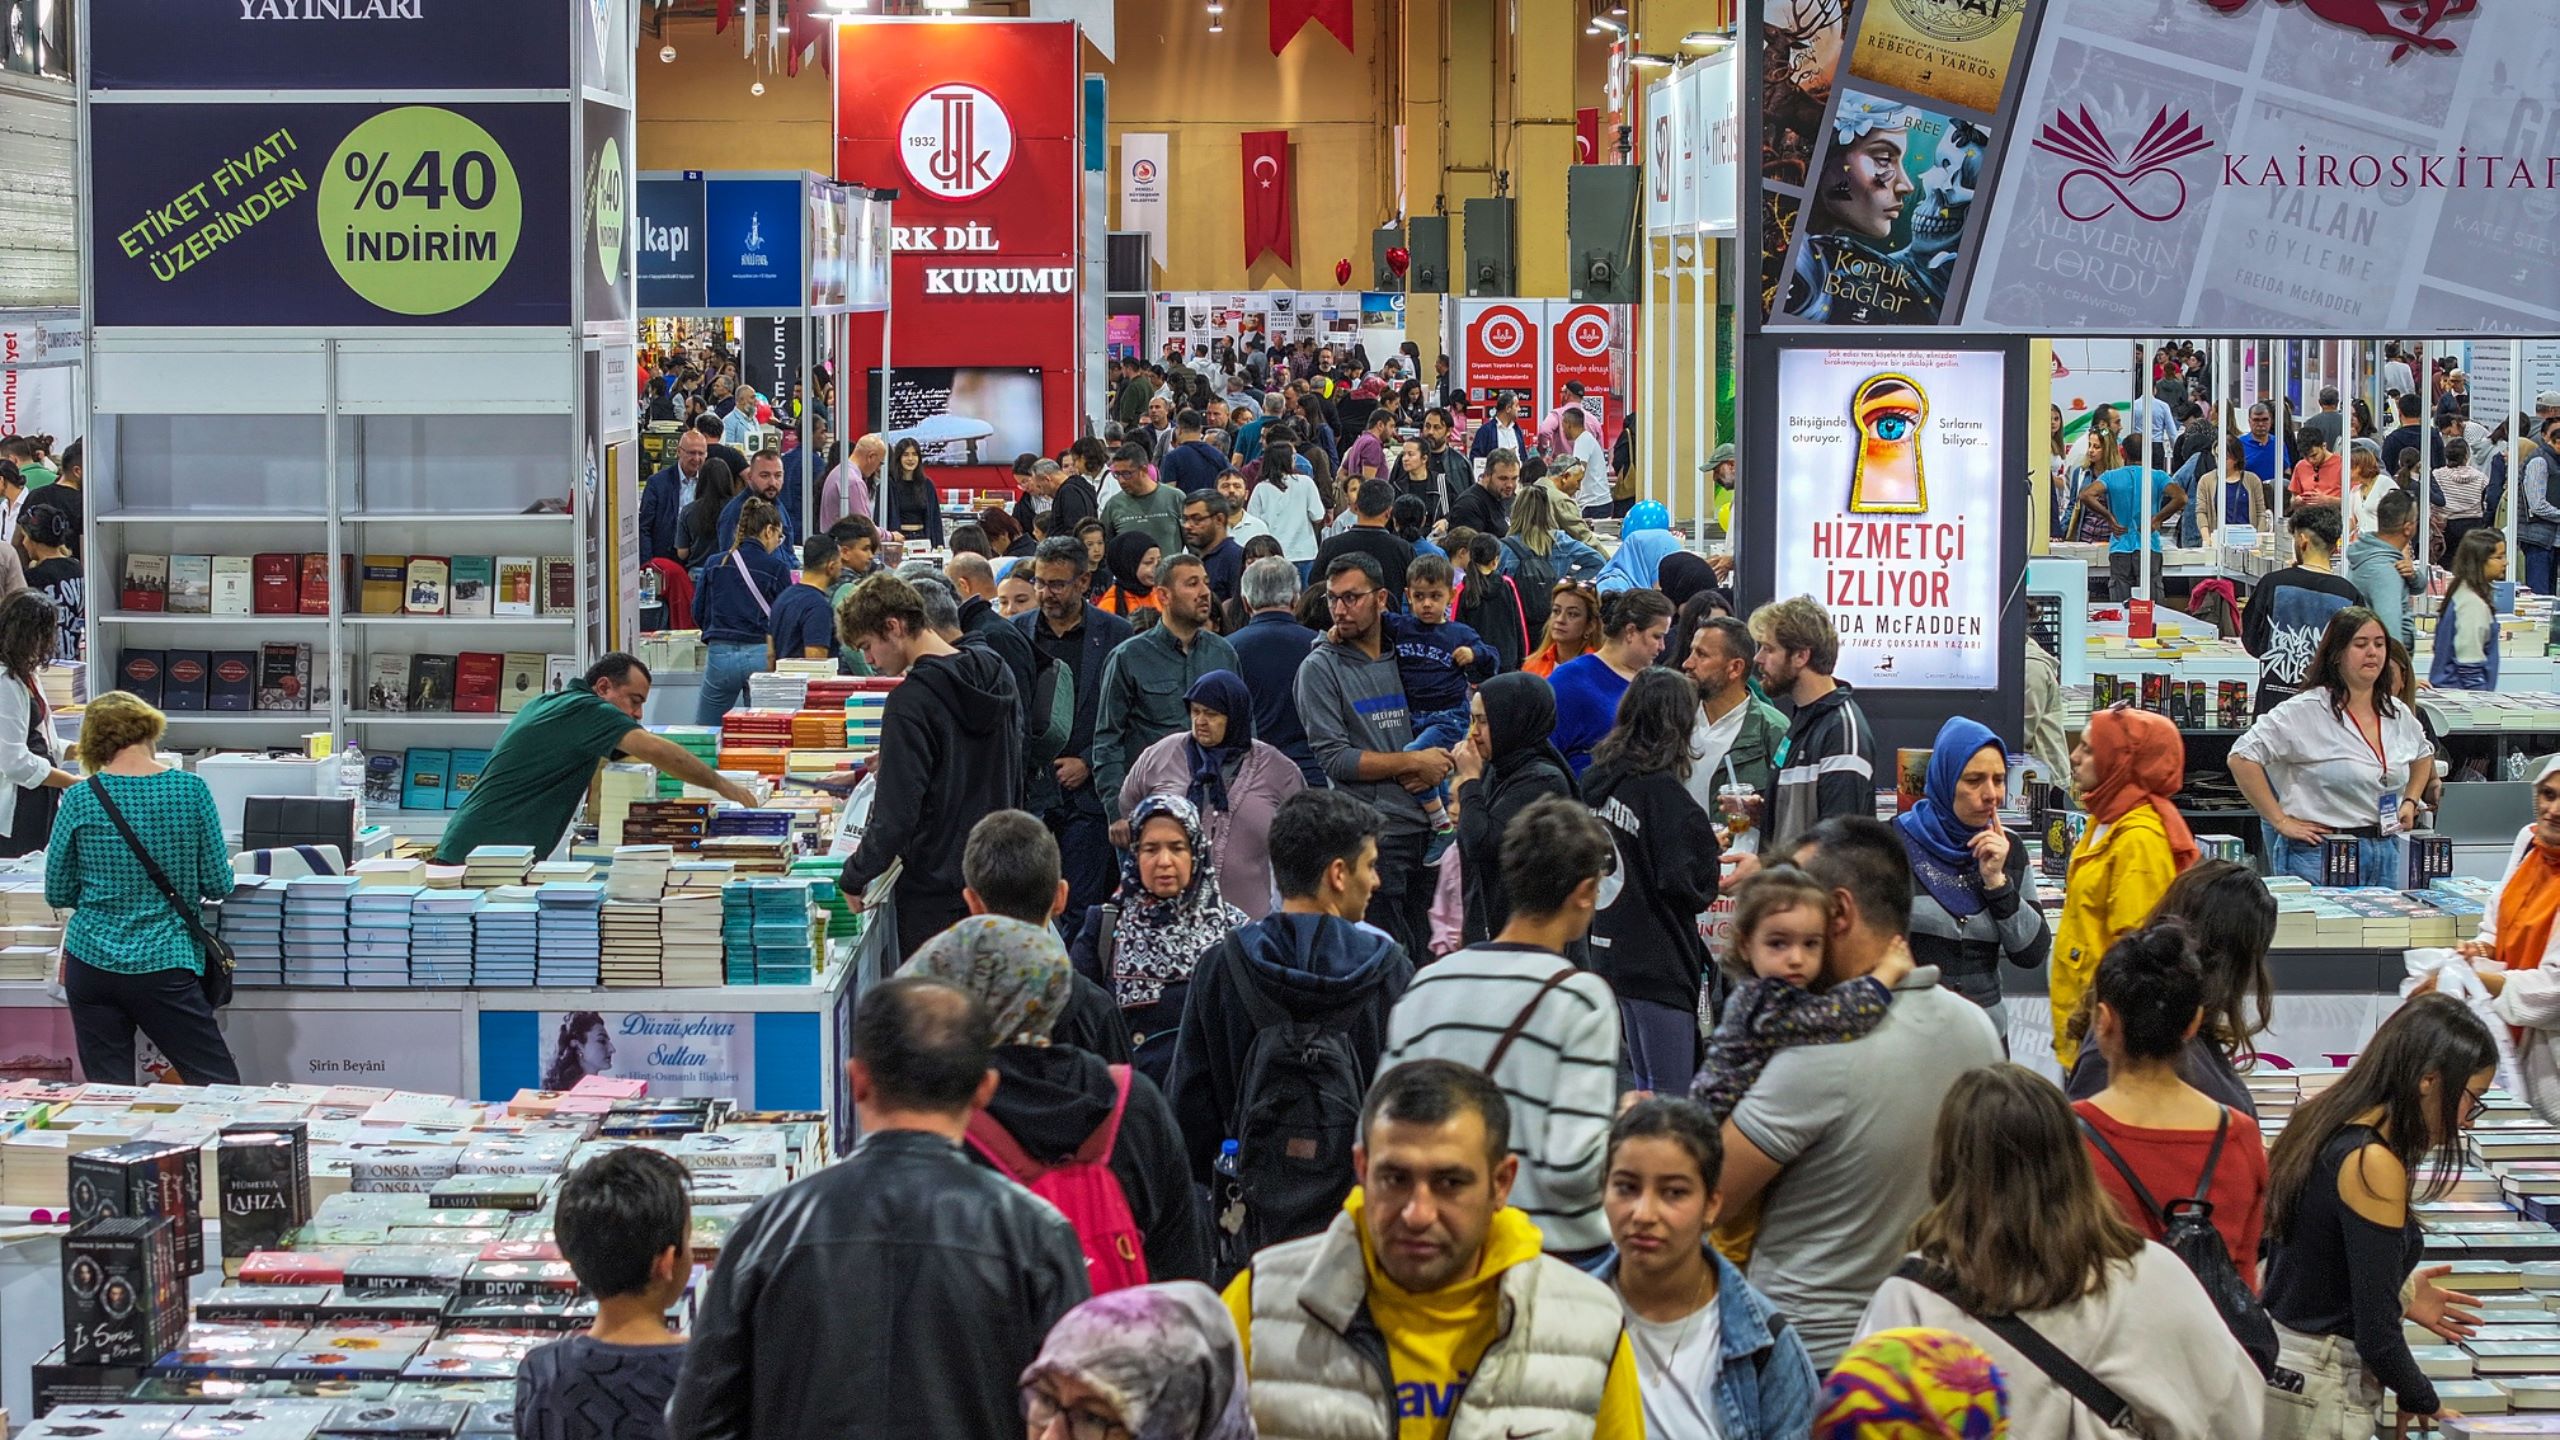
[1501,535,1558,639]
[1213,961,1370,1284]
[2078,1109,2279,1377]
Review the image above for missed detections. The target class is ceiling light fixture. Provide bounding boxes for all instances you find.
[1682,30,1732,48]
[1591,14,1623,32]
[1628,50,1675,67]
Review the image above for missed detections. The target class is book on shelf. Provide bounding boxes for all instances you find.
[298,552,330,615]
[120,553,168,612]
[450,556,494,619]
[407,653,456,713]
[405,557,450,616]
[540,556,576,614]
[209,651,254,712]
[252,554,300,615]
[167,555,211,615]
[499,652,544,713]
[447,748,490,810]
[359,556,407,615]
[162,651,209,712]
[364,653,408,713]
[493,557,537,617]
[363,752,403,807]
[544,654,578,693]
[117,649,164,706]
[401,749,451,811]
[254,642,311,712]
[211,555,253,616]
[454,652,502,714]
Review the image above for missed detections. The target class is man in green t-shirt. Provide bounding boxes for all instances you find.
[432,653,758,862]
[1098,441,1184,559]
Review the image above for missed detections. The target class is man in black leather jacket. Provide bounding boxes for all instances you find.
[667,977,1091,1439]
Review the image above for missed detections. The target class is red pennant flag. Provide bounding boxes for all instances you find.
[1575,108,1601,164]
[1242,130,1294,267]
[1268,0,1354,55]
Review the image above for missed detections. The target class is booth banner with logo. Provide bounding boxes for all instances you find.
[1644,53,1741,238]
[637,176,706,311]
[703,177,804,315]
[1755,0,2555,333]
[88,101,573,328]
[1120,132,1169,275]
[836,18,1085,480]
[87,0,574,91]
[1452,298,1631,447]
[1768,345,2005,691]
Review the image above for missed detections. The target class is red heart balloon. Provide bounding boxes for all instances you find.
[1336,258,1354,286]
[1387,246,1411,278]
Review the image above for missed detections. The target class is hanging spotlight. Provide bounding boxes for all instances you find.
[1591,14,1623,32]
[751,80,766,94]
[1682,30,1733,48]
[1627,51,1676,67]
[659,42,677,62]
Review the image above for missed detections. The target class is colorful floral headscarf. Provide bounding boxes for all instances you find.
[1814,1328,2008,1439]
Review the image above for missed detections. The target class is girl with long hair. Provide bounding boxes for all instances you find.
[1584,669,1726,1095]
[2432,526,2506,690]
[2263,994,2498,1437]
[2232,606,2435,890]
[0,592,74,858]
[1548,587,1675,775]
[1859,1065,2264,1438]
[2067,858,2275,1114]
[1503,484,1606,589]
[881,436,946,547]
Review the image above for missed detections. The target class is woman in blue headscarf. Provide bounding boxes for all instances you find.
[1594,528,1690,594]
[1891,716,2051,1041]
[1118,670,1305,922]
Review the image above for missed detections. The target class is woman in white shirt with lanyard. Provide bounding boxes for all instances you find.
[2230,606,2435,890]
[0,592,78,859]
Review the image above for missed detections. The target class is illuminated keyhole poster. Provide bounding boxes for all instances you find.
[1771,346,2005,690]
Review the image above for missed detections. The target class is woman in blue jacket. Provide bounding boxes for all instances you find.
[1598,1099,1819,1439]
[693,498,792,725]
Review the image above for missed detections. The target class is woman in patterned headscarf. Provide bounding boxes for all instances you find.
[1070,794,1249,1085]
[912,913,1214,1288]
[1814,1328,2007,1439]
[1022,1282,1253,1440]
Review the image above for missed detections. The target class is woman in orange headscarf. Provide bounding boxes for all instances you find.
[2050,706,2196,1068]
[2456,756,2560,1121]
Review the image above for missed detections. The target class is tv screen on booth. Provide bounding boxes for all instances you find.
[867,366,1043,468]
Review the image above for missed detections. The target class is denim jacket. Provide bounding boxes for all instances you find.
[1591,1243,1819,1440]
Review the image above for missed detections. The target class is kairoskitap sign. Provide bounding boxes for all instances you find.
[88,0,573,92]
[1754,0,2551,334]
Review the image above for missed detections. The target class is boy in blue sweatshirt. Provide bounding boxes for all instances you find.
[1390,553,1498,858]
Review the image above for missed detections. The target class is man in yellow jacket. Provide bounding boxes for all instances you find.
[1222,1058,1645,1440]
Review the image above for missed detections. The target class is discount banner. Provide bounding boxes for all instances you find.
[90,102,571,328]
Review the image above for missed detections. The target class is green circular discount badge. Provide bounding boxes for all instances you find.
[318,106,523,316]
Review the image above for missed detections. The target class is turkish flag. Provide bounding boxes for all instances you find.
[1575,108,1601,164]
[1242,130,1294,267]
[1269,0,1354,55]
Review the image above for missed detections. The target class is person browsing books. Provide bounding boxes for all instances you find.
[515,1147,693,1440]
[431,653,758,865]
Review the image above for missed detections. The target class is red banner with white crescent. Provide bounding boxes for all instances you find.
[1241,130,1294,267]
[1268,0,1354,55]
[1575,107,1600,164]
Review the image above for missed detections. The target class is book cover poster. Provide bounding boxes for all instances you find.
[1778,91,1992,326]
[1849,0,2028,116]
[535,1010,752,1101]
[1763,0,1847,188]
[1769,346,2005,691]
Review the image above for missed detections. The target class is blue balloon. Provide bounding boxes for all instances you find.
[1623,500,1671,535]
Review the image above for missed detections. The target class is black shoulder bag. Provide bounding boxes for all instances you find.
[88,778,235,1007]
[2079,1109,2280,1376]
[1891,1256,2138,1432]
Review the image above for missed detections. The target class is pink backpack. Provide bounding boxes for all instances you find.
[965,1064,1148,1294]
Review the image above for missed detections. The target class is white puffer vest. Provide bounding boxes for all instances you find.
[1242,1211,1624,1440]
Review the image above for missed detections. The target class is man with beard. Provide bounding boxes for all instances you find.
[1418,407,1474,520]
[1681,616,1788,853]
[1091,553,1240,844]
[1748,597,1874,859]
[1017,537,1133,917]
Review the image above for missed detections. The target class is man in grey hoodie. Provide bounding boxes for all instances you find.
[1295,552,1451,962]
[2346,487,2423,648]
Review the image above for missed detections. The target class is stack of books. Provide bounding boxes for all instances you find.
[461,846,534,891]
[407,891,482,987]
[525,861,595,885]
[659,893,724,987]
[606,845,673,902]
[790,859,859,942]
[724,880,815,987]
[803,675,860,710]
[622,799,713,854]
[345,886,417,988]
[590,761,656,848]
[350,856,427,888]
[746,672,811,710]
[533,884,605,987]
[472,903,537,987]
[790,709,847,750]
[219,877,286,988]
[845,679,900,754]
[700,834,792,877]
[600,902,662,988]
[281,877,358,988]
[652,727,720,797]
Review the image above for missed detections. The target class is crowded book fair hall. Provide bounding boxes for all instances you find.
[11,0,2560,1436]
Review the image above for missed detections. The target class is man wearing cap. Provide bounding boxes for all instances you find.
[1706,443,1738,537]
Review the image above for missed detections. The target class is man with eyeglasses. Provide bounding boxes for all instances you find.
[1296,553,1450,962]
[1098,441,1185,560]
[1016,536,1135,916]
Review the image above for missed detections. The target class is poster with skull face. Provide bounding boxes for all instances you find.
[1779,92,1994,325]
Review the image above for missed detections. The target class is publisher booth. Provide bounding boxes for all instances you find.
[1733,0,2560,1069]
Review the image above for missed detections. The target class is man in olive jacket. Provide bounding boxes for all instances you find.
[1681,616,1788,833]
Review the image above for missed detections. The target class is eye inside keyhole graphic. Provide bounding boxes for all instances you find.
[1850,373,1927,514]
